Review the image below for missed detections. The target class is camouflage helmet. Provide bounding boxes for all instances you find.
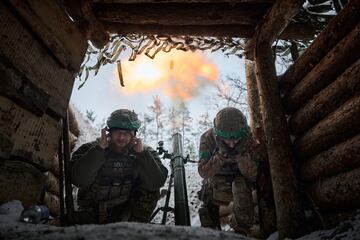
[107,109,141,131]
[213,107,249,139]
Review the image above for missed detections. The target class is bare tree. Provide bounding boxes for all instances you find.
[148,95,165,143]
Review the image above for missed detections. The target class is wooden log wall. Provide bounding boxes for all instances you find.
[0,0,86,218]
[280,1,360,228]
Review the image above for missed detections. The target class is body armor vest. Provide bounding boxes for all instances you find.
[78,150,138,209]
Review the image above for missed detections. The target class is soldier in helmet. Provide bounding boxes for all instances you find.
[198,107,258,234]
[70,109,168,224]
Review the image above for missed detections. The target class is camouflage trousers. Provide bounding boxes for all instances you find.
[198,175,254,233]
[75,187,160,224]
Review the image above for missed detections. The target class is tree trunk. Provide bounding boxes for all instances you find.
[245,60,276,237]
[306,167,360,210]
[279,0,360,97]
[289,58,360,135]
[284,23,360,113]
[255,42,305,238]
[294,94,360,159]
[300,134,360,182]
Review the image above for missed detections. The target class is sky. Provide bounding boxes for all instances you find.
[70,48,246,126]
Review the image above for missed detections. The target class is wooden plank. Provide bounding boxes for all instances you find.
[0,54,49,116]
[0,2,75,117]
[8,0,87,73]
[306,167,360,211]
[284,23,360,113]
[0,96,61,170]
[294,95,360,159]
[95,3,269,26]
[279,0,360,97]
[105,22,319,39]
[300,134,360,182]
[0,160,45,208]
[289,58,360,135]
[245,60,276,237]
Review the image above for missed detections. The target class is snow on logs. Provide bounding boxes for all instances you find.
[279,0,360,98]
[284,22,360,114]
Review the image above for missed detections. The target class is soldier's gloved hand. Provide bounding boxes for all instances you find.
[98,127,109,150]
[211,153,227,168]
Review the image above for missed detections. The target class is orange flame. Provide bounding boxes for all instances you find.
[114,51,218,100]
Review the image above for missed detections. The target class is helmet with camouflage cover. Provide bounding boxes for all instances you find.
[213,107,249,140]
[107,109,141,132]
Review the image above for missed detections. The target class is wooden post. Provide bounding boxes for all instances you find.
[248,0,306,237]
[245,60,276,237]
[254,42,305,238]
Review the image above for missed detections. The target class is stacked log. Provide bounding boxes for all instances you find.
[279,2,360,228]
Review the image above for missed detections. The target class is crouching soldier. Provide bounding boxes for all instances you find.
[70,109,168,224]
[198,107,258,234]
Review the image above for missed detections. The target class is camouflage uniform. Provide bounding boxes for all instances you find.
[198,107,258,234]
[70,109,168,224]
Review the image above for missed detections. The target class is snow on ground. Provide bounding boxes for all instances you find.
[152,160,202,226]
[1,201,360,240]
[0,201,253,240]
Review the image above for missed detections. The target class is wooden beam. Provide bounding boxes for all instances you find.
[245,0,303,59]
[300,134,360,182]
[306,167,360,211]
[294,95,360,159]
[279,0,360,97]
[254,42,305,239]
[289,58,360,135]
[95,3,269,26]
[62,0,109,49]
[245,60,276,237]
[105,22,320,39]
[94,0,274,3]
[284,23,360,113]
